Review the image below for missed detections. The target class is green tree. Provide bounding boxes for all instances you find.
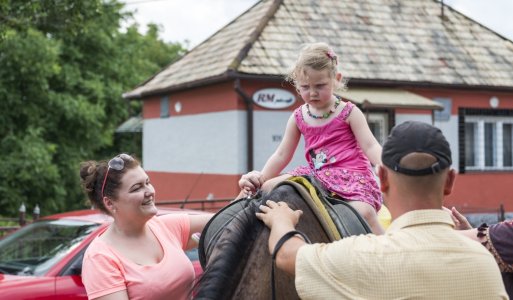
[0,0,186,215]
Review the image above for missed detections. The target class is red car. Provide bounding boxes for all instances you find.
[0,208,205,299]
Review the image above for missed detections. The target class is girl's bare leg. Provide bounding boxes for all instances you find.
[348,201,385,235]
[261,174,292,193]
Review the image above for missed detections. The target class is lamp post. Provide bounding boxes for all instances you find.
[19,203,26,226]
[33,204,40,221]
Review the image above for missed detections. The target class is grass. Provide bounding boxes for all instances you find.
[0,218,18,227]
[0,217,20,238]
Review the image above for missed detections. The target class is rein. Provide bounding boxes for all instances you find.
[271,230,311,300]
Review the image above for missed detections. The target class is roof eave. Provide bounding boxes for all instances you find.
[362,102,443,111]
[122,72,234,100]
[124,73,513,101]
[122,71,288,100]
[349,78,513,92]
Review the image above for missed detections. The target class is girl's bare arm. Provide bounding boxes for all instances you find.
[347,106,382,166]
[260,114,301,181]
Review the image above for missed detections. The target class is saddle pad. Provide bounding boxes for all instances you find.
[284,176,372,238]
[286,177,342,240]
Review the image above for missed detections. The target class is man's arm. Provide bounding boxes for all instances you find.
[256,200,307,275]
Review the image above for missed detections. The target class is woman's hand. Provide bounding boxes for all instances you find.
[187,214,214,249]
[238,170,264,197]
[443,206,473,230]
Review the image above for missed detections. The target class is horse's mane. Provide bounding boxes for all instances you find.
[193,193,267,299]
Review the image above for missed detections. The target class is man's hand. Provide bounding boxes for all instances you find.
[256,200,305,275]
[256,200,302,229]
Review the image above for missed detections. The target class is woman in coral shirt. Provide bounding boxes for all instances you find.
[80,154,212,300]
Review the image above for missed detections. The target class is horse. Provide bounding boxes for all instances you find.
[194,177,373,300]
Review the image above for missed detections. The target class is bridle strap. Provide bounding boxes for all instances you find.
[271,230,311,300]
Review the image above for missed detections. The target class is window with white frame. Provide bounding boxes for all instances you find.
[464,115,513,171]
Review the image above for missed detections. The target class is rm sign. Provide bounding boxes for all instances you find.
[252,88,296,109]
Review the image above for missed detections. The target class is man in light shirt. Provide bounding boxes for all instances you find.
[257,121,508,299]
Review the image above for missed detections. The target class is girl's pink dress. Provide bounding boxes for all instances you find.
[289,101,382,211]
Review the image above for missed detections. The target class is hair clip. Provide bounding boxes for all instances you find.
[326,50,338,65]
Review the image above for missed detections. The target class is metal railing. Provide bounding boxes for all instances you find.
[164,199,510,224]
[0,204,40,238]
[156,198,233,212]
[450,204,508,227]
[1,201,509,237]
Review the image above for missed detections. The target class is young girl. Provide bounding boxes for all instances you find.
[239,42,384,234]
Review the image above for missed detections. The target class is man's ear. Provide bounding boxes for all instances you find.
[378,165,389,193]
[443,169,456,196]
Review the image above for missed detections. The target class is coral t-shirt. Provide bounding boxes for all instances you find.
[82,214,194,300]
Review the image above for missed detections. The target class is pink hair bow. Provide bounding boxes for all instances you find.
[326,50,338,65]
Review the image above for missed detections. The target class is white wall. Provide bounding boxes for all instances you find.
[253,111,307,172]
[143,111,246,174]
[143,110,461,176]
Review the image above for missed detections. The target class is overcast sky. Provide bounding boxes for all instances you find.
[121,0,513,49]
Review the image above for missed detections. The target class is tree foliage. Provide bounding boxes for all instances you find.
[0,0,186,215]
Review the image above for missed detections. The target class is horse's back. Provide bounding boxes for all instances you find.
[195,179,371,300]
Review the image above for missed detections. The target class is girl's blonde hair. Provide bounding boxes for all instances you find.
[286,42,347,91]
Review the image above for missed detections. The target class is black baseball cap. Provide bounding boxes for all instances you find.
[382,121,452,176]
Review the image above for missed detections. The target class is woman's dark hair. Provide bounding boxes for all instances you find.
[79,154,140,214]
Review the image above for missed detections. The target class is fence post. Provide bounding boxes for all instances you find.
[19,203,26,226]
[33,204,40,221]
[499,204,505,222]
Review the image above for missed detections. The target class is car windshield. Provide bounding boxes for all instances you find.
[0,219,99,276]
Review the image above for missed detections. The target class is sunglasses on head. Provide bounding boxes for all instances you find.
[101,153,133,198]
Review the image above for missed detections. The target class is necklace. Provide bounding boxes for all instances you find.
[306,97,341,119]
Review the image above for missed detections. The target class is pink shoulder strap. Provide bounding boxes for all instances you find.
[294,105,305,128]
[339,101,354,121]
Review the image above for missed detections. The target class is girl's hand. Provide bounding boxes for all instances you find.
[238,170,264,195]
